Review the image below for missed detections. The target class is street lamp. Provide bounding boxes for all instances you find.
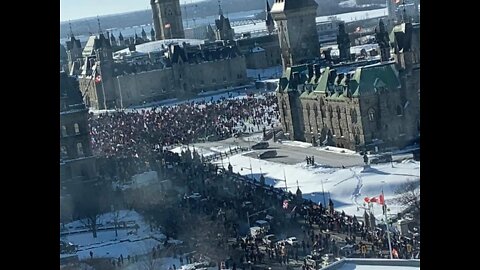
[241,158,254,181]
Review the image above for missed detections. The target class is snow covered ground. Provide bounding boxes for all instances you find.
[170,145,216,157]
[61,210,168,260]
[214,153,419,221]
[123,256,217,270]
[247,66,283,80]
[337,264,419,270]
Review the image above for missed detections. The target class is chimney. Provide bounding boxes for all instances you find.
[336,73,344,85]
[323,49,332,61]
[307,64,314,79]
[291,72,300,89]
[328,69,337,84]
[314,64,321,77]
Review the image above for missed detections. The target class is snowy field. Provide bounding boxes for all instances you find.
[214,153,420,221]
[61,210,168,260]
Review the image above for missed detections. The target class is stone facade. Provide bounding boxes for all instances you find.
[277,59,420,151]
[276,18,420,151]
[236,34,282,69]
[77,37,248,110]
[60,72,97,189]
[151,0,185,40]
[271,0,320,71]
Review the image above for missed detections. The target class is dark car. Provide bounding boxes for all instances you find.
[258,150,277,159]
[369,154,392,164]
[60,240,77,254]
[252,142,269,150]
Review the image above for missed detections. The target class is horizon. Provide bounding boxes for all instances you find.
[60,0,209,22]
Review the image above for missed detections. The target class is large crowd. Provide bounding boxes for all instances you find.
[89,92,278,156]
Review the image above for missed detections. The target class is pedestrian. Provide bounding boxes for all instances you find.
[89,251,93,259]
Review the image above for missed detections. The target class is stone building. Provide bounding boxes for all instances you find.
[151,0,185,40]
[60,72,97,189]
[76,37,248,109]
[271,0,320,71]
[276,17,420,151]
[214,5,235,42]
[235,34,282,69]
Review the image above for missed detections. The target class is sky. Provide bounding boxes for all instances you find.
[60,0,208,22]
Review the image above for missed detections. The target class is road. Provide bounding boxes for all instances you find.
[193,134,365,168]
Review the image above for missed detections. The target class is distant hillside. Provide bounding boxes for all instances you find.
[60,0,381,38]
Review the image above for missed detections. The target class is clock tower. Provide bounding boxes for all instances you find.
[151,0,185,40]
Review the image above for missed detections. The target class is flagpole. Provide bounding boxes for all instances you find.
[283,168,287,191]
[382,188,393,259]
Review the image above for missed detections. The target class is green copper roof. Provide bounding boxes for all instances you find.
[313,67,330,93]
[354,62,400,95]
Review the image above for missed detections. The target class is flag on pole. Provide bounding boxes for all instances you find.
[95,75,102,84]
[364,194,384,205]
[165,23,171,28]
[283,200,289,209]
[379,193,385,205]
[394,0,401,3]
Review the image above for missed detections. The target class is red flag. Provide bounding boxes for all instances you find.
[392,248,399,258]
[283,200,289,209]
[95,75,102,84]
[364,197,370,203]
[379,193,385,205]
[369,197,378,203]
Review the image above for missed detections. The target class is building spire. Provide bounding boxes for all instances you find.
[97,16,103,34]
[265,0,274,34]
[402,0,408,22]
[218,0,223,16]
[68,20,74,38]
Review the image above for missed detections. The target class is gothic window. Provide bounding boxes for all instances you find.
[396,105,403,116]
[61,126,67,137]
[306,104,311,132]
[351,109,358,124]
[77,143,85,157]
[60,146,68,158]
[282,100,289,132]
[368,108,375,122]
[320,100,326,118]
[74,123,80,135]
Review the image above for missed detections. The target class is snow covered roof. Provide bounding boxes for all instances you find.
[251,46,265,53]
[115,39,205,54]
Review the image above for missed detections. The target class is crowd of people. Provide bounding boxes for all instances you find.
[89,92,279,159]
[88,92,279,181]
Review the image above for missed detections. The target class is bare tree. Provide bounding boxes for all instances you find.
[394,180,420,221]
[72,183,112,238]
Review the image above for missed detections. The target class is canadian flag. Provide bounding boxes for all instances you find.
[283,200,289,209]
[95,75,102,84]
[364,194,385,205]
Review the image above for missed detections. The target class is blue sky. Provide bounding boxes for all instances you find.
[60,0,208,22]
